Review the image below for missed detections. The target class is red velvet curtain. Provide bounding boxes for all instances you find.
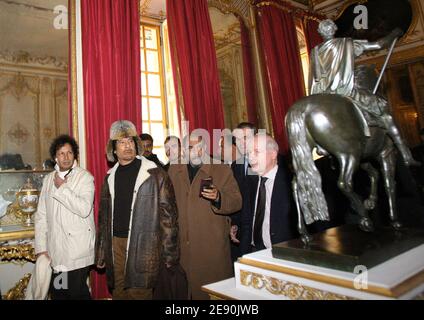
[68,0,74,134]
[240,17,258,126]
[303,18,322,55]
[256,1,305,153]
[81,0,141,299]
[166,0,225,139]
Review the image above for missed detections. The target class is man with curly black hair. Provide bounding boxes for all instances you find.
[34,134,95,300]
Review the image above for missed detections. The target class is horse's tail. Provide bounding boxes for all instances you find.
[285,100,329,224]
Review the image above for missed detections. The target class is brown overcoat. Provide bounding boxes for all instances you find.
[168,163,242,299]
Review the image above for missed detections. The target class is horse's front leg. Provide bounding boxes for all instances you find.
[379,142,402,230]
[292,178,312,245]
[361,162,379,210]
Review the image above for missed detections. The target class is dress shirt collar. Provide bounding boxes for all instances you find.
[261,164,278,181]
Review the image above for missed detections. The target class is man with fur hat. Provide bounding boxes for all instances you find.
[95,120,179,299]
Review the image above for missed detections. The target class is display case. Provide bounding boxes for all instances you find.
[0,170,50,242]
[0,170,50,299]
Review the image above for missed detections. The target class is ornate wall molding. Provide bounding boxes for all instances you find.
[0,73,40,100]
[0,66,66,168]
[213,23,242,50]
[0,50,68,72]
[208,0,252,28]
[240,270,354,300]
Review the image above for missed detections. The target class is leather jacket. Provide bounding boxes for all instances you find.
[95,161,179,290]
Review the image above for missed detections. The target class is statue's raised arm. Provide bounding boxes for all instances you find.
[353,28,404,56]
[309,19,419,167]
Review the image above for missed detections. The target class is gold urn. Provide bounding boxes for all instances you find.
[16,178,40,227]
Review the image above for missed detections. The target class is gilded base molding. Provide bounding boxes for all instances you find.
[239,270,354,300]
[4,273,31,300]
[0,244,36,262]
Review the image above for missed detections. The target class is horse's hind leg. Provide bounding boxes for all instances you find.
[379,143,402,229]
[292,178,312,245]
[337,154,375,232]
[361,162,379,210]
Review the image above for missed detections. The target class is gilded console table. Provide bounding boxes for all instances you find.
[0,226,35,300]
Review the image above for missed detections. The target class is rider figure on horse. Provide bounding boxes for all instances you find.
[309,19,420,166]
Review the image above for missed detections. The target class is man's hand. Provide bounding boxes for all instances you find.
[230,225,240,244]
[36,251,50,260]
[54,173,67,189]
[201,184,219,201]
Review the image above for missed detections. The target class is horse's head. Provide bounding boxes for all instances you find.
[354,64,378,92]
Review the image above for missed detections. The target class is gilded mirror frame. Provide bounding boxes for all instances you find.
[208,0,273,133]
[0,1,77,243]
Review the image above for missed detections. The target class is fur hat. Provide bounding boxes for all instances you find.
[106,120,143,162]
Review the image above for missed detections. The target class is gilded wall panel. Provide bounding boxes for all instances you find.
[0,51,68,170]
[0,74,39,168]
[210,7,248,129]
[216,44,247,129]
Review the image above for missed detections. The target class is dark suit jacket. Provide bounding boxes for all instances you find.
[230,159,257,227]
[240,156,297,254]
[146,153,164,169]
[230,159,258,259]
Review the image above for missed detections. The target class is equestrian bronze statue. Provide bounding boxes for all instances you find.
[286,19,420,244]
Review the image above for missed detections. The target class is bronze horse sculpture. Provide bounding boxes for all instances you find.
[286,65,401,244]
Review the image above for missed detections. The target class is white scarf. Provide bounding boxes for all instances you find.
[55,160,77,179]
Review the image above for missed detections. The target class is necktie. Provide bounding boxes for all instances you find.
[253,177,268,248]
[244,158,248,176]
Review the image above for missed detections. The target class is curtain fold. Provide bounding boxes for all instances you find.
[240,17,259,127]
[256,1,305,153]
[81,0,141,299]
[303,18,322,55]
[166,0,225,143]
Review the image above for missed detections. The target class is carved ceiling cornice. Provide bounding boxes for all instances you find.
[140,0,166,21]
[140,0,152,15]
[0,50,68,72]
[140,0,252,25]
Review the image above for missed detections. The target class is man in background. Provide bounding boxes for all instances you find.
[140,133,164,169]
[229,122,258,261]
[164,135,182,171]
[218,133,237,166]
